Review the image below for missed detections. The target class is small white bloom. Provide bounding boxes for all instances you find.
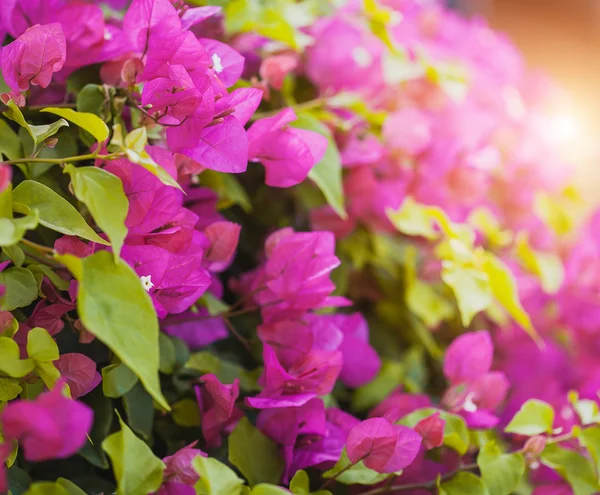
[529,460,540,470]
[463,393,478,413]
[104,29,113,41]
[560,405,575,421]
[140,275,154,292]
[212,53,224,74]
[352,46,372,68]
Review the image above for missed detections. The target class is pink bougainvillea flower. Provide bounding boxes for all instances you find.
[369,389,432,423]
[443,331,493,384]
[163,307,228,349]
[247,108,328,188]
[244,229,341,322]
[0,381,93,462]
[141,64,202,125]
[180,6,222,31]
[0,165,11,193]
[2,23,66,93]
[305,16,383,93]
[259,53,299,90]
[203,221,241,272]
[54,353,101,399]
[383,108,432,156]
[327,312,381,388]
[246,344,342,409]
[195,374,243,448]
[346,417,422,473]
[213,87,263,127]
[442,331,509,428]
[161,441,207,487]
[121,245,211,318]
[414,412,445,450]
[199,38,245,88]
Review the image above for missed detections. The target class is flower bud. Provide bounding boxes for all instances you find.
[524,435,547,456]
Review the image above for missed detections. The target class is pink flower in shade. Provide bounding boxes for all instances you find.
[141,64,202,125]
[243,228,341,322]
[203,221,241,272]
[163,307,228,350]
[1,23,66,94]
[414,412,445,450]
[441,331,510,428]
[326,313,381,388]
[0,165,11,193]
[247,108,328,188]
[54,353,101,399]
[369,389,432,423]
[346,417,422,474]
[194,374,243,448]
[156,441,207,494]
[0,381,93,462]
[259,53,299,90]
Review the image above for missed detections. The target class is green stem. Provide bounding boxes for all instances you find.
[3,152,123,166]
[250,97,328,121]
[20,238,54,255]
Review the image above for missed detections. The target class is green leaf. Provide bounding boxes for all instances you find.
[27,264,70,291]
[477,441,525,495]
[159,332,177,374]
[483,253,541,345]
[57,251,168,410]
[0,267,38,310]
[200,170,252,212]
[250,485,290,495]
[579,427,600,479]
[441,260,491,327]
[323,448,390,485]
[0,200,40,247]
[25,479,87,495]
[171,398,202,427]
[289,470,332,495]
[27,327,61,388]
[515,233,564,295]
[352,360,403,411]
[64,165,127,259]
[102,362,139,398]
[0,377,22,400]
[3,100,69,148]
[541,444,599,495]
[77,84,109,116]
[0,336,35,377]
[186,351,260,392]
[291,112,346,218]
[387,197,442,240]
[399,408,470,455]
[228,417,284,486]
[79,387,113,469]
[123,382,154,439]
[505,399,555,436]
[102,415,165,495]
[12,180,109,245]
[438,472,488,495]
[3,245,25,267]
[0,118,23,160]
[41,107,109,143]
[193,456,245,495]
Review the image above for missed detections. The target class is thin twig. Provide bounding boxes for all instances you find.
[3,152,123,166]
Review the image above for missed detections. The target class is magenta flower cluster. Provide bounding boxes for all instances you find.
[0,0,598,494]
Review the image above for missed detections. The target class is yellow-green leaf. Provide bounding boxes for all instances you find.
[64,165,128,259]
[102,415,165,495]
[0,336,35,377]
[4,100,69,148]
[505,399,554,436]
[193,455,245,495]
[57,251,169,410]
[41,107,109,143]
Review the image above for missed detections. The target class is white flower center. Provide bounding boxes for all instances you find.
[140,275,154,292]
[352,46,373,68]
[212,53,224,74]
[104,29,113,41]
[463,393,478,413]
[529,460,540,470]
